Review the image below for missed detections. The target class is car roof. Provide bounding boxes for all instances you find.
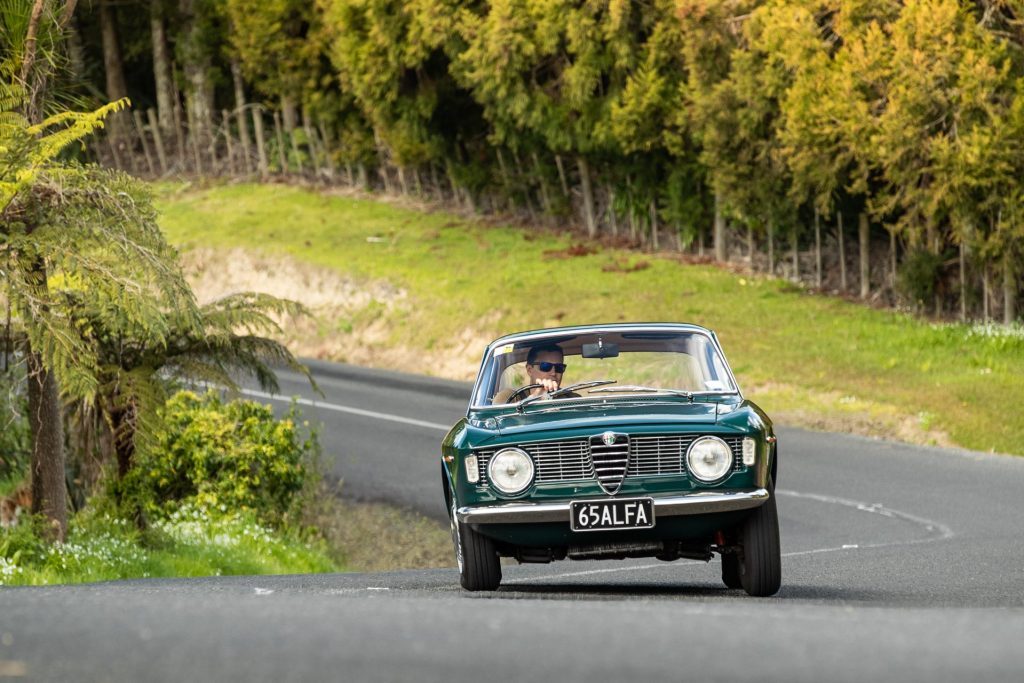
[484,322,715,353]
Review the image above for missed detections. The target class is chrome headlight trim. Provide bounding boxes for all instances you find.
[488,447,535,495]
[686,436,733,482]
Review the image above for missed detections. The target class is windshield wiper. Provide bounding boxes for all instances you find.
[518,380,616,411]
[589,385,694,400]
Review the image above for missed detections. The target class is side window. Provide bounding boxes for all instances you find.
[496,364,528,394]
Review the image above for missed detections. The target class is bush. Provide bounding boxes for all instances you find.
[122,390,317,527]
[0,367,30,489]
[897,248,945,310]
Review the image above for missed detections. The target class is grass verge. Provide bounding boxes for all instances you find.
[0,505,336,586]
[156,182,1024,455]
[307,491,453,572]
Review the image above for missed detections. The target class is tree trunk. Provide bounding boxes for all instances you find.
[859,212,870,299]
[181,0,215,159]
[747,225,754,265]
[959,242,967,322]
[578,157,596,237]
[112,403,137,481]
[532,152,553,218]
[396,166,408,195]
[67,13,86,80]
[231,60,252,174]
[133,109,155,175]
[151,4,175,134]
[982,264,990,322]
[767,222,775,275]
[555,154,570,199]
[607,185,618,237]
[281,95,298,133]
[273,111,289,174]
[886,231,895,297]
[252,106,269,178]
[99,0,130,146]
[496,149,512,210]
[1004,251,1017,324]
[146,107,168,173]
[791,224,799,280]
[838,212,847,291]
[429,163,441,199]
[221,109,235,175]
[27,349,66,542]
[714,192,726,262]
[814,209,822,288]
[649,199,659,251]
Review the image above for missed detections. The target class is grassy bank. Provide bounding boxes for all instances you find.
[0,506,336,586]
[157,182,1024,456]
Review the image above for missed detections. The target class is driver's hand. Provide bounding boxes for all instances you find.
[530,378,560,398]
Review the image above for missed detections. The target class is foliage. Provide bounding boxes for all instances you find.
[60,0,1024,317]
[0,504,336,586]
[0,365,30,487]
[119,390,316,527]
[897,248,947,310]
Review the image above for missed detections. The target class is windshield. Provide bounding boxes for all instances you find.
[472,330,737,407]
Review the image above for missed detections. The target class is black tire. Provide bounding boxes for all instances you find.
[721,552,742,589]
[739,487,782,597]
[451,502,501,591]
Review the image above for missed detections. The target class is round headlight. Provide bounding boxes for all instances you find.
[686,436,733,482]
[488,448,535,495]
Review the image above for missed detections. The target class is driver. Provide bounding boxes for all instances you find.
[523,344,567,398]
[493,344,568,404]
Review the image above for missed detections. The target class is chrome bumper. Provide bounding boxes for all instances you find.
[456,488,769,525]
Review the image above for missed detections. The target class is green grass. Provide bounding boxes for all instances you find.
[0,505,337,586]
[156,182,1024,455]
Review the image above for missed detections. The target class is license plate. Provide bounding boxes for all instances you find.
[570,498,655,532]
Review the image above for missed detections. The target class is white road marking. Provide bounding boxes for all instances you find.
[254,587,274,595]
[775,489,955,541]
[504,490,955,585]
[234,387,451,432]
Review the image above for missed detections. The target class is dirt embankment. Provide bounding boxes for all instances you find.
[179,247,489,381]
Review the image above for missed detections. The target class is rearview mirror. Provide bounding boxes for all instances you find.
[582,341,619,359]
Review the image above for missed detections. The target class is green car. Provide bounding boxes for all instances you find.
[441,323,781,596]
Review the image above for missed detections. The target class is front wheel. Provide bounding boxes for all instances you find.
[451,502,501,591]
[738,487,781,597]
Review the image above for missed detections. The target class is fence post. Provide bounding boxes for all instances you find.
[273,111,289,174]
[132,110,155,176]
[146,108,168,174]
[222,110,236,176]
[252,106,269,179]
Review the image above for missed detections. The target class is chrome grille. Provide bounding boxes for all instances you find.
[476,435,744,486]
[477,439,593,484]
[628,435,744,476]
[590,433,629,495]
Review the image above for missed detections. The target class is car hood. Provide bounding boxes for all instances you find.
[473,401,721,444]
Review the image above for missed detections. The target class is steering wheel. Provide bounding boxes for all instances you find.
[506,383,543,403]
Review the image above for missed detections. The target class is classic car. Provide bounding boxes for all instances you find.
[441,323,780,596]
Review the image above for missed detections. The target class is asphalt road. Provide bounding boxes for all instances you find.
[2,361,1024,682]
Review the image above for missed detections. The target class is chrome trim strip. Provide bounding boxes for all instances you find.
[456,488,769,525]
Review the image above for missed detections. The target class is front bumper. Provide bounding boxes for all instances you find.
[456,487,769,525]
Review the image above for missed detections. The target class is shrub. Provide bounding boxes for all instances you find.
[0,367,30,489]
[897,248,945,310]
[123,390,316,527]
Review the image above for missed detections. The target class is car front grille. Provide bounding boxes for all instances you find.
[475,434,744,487]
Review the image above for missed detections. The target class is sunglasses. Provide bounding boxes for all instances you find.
[531,361,567,373]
